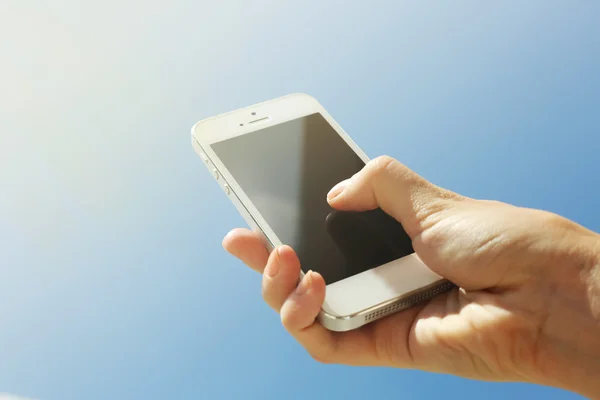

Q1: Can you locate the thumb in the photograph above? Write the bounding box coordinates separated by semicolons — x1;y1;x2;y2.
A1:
327;156;461;238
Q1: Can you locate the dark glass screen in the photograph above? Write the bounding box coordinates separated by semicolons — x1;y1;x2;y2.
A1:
212;113;413;284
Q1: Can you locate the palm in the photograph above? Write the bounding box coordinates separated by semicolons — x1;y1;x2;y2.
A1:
368;287;535;381
366;201;550;381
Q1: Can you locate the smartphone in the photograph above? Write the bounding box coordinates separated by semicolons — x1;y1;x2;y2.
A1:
191;93;454;331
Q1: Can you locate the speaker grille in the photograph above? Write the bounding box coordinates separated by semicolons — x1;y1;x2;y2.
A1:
363;281;455;323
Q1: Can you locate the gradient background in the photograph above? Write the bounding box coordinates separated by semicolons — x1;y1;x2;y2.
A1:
1;1;599;399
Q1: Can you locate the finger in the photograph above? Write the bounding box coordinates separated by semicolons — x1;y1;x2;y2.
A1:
262;246;302;312
222;228;269;273
280;271;383;366
327;156;461;238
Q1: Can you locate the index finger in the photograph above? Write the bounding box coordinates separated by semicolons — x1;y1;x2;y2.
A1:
222;228;270;273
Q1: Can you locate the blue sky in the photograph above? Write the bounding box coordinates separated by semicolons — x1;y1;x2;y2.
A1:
1;1;599;399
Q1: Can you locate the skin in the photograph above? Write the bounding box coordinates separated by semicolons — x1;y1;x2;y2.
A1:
223;156;600;398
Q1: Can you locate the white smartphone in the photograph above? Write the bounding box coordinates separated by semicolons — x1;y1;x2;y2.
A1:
191;93;454;332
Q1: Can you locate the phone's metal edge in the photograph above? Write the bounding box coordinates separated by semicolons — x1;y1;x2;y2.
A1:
190;97;455;331
318;280;455;332
191;135;275;253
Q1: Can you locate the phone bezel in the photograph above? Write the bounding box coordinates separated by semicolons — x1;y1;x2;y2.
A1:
191;93;446;325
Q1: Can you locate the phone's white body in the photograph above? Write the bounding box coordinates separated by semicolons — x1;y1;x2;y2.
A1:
191;93;453;331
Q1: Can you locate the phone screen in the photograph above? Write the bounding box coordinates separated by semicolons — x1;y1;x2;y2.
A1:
212;113;414;284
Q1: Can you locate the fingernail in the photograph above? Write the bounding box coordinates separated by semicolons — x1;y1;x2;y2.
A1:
296;271;313;296
327;179;349;201
265;247;282;278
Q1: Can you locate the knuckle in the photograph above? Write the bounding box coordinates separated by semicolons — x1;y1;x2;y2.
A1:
367;156;411;187
260;276;272;303
540;210;571;229
369;155;400;176
279;307;291;327
525;209;574;235
261;284;268;303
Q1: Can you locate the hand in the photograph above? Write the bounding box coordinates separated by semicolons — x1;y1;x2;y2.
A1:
223;156;600;398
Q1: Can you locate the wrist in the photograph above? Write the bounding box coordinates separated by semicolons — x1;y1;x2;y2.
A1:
541;228;600;398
